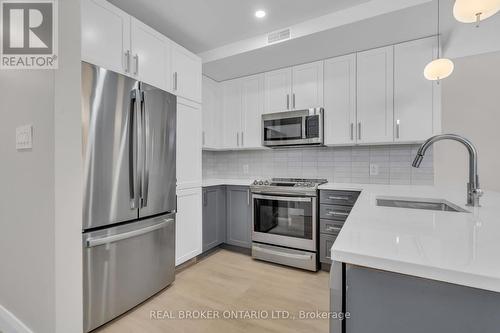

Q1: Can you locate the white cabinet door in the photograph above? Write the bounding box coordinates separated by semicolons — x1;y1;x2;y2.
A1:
172;44;202;103
130;18;169;91
264;68;292;113
356;46;394;144
222;79;242;149
394;37;440;142
324;54;357;145
202;76;222;149
291;61;324;110
241;74;264;148
176;99;202;189
82;0;130;75
175;187;202;266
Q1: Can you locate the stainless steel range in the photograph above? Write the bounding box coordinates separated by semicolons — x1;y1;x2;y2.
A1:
250;178;327;271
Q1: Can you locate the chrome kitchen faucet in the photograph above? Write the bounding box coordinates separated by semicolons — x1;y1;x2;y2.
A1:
412;134;483;207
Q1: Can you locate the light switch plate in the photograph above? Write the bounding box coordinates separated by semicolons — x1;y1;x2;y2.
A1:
16;125;33;150
369;163;379;176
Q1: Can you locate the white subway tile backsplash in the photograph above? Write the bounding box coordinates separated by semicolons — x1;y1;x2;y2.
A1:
202;144;434;185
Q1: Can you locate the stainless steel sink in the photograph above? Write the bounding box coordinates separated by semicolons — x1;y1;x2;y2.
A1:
376;197;470;213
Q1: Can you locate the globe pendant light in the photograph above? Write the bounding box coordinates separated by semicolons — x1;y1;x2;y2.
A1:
424;0;454;82
454;0;500;27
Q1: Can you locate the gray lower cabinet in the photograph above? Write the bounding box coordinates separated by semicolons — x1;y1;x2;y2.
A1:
202;186;226;252
226;186;252;249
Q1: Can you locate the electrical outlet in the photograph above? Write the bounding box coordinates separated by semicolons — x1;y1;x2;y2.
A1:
16;125;33;150
369;163;379;176
243;164;249;174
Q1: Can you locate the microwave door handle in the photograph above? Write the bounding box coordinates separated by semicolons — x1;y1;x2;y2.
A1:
129;89;139;210
141;90;150;207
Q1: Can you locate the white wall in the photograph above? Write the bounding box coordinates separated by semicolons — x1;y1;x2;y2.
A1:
0;1;82;333
435;51;500;192
0;69;56;333
54;0;83;332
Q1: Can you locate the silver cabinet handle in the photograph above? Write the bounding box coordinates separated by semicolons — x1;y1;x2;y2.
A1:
396;119;400;139
328;196;350;201
86;219;173;247
241;132;244;147
236;132;239;146
133;54;139;75
292;93;296;109
173;72;178;90
325;226;342;233
203;191;207;206
286;94;290;110
327;211;349;217
247;189;250;206
358;122;361;140
350;123;354;141
202;131;206;145
124;50;130;73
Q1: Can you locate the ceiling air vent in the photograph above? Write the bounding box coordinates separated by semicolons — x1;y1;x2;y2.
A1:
267;28;291;44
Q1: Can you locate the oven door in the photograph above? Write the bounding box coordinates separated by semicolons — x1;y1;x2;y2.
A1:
252;194;317;251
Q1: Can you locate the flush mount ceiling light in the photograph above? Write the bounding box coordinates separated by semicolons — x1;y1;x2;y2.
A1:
424;0;454;82
453;0;500;27
255;10;266;18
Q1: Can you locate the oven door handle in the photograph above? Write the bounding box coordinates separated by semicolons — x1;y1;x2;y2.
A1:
252;194;312;202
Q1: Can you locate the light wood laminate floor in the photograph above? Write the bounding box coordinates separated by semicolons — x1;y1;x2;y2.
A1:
95;249;330;333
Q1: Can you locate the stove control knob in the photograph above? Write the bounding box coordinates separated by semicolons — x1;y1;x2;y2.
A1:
258;180;264;185
253;180;259;185
264;180;270;186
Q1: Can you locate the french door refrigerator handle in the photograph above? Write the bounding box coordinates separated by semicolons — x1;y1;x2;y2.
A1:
141;89;150;207
86;218;173;247
136;88;144;208
129;89;140;209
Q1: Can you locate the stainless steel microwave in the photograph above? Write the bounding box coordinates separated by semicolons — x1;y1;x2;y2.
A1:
262;108;324;148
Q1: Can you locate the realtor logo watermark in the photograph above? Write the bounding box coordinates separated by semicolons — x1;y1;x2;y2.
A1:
0;0;58;69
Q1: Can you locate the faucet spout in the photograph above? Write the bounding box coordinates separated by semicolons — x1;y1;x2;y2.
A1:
412;134;482;207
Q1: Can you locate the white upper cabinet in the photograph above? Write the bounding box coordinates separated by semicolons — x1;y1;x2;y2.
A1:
264;68;292;114
130;18;169;91
202;76;223;149
291;61;324;110
82;0;201;100
177;98;202;190
82;0;130;75
356;45;394;144
241;74;264;148
324;54;357;145
172;44;202;103
222;79;243;149
394;37;440;142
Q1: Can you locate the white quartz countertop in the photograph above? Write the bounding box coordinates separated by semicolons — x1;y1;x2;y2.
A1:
202;178;255;187
319;183;500;292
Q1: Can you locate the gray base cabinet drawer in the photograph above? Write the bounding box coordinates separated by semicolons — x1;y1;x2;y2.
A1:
320;219;343;235
320;204;351;221
320;190;360;206
319;233;336;264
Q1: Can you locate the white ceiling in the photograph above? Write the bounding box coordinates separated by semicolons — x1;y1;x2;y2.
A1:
107;0;370;53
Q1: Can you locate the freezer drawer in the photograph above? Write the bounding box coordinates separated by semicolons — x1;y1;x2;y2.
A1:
83;214;175;332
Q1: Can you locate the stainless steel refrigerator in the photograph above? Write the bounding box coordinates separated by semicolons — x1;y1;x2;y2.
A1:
81;62;176;332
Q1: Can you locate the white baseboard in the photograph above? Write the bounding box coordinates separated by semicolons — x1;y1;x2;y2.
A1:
0;304;33;333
